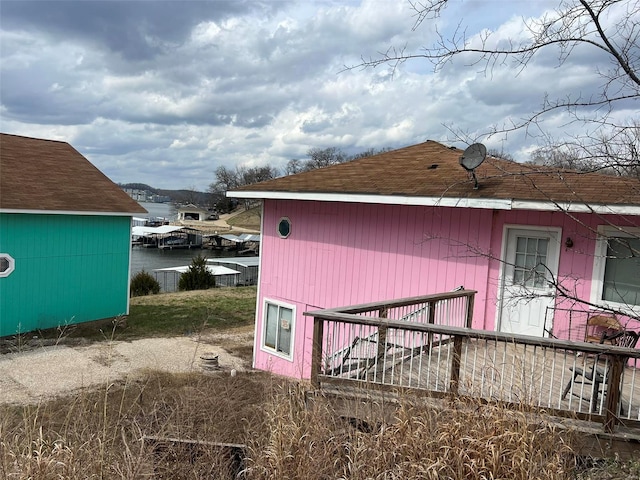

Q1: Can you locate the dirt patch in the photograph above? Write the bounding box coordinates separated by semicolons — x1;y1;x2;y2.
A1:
0;325;254;405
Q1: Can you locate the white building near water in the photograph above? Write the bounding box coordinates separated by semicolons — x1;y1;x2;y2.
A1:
177;204;219;222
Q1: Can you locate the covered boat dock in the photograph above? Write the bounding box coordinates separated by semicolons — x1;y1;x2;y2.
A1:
153;264;241;291
132;225;203;249
206;256;259;286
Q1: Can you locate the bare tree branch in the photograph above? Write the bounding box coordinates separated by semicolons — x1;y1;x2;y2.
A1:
347;0;640;161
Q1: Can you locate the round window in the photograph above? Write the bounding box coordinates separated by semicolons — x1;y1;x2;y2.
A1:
277;217;291;238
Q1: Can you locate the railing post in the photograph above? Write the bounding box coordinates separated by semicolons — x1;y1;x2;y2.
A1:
311;317;324;389
449;335;463;394
427;301;436;324
375;308;388;380
465;293;475;328
427;301;435;349
603;355;624;433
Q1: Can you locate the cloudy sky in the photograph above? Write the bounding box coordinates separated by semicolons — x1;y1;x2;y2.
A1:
0;0;630;191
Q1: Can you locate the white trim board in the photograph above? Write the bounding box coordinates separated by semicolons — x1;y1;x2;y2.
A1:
227;191;640;215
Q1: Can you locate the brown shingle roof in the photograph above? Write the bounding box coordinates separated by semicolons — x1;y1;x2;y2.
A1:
233;141;639;208
0;133;147;214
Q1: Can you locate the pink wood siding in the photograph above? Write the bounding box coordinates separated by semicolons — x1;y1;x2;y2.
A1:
255;199;637;379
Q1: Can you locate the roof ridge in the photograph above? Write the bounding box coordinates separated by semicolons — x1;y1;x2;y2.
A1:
1;132;69;145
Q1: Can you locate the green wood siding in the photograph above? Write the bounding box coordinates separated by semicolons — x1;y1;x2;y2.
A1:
0;213;131;336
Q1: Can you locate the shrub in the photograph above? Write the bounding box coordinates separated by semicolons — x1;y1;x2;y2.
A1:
179;254;216;291
130;270;161;297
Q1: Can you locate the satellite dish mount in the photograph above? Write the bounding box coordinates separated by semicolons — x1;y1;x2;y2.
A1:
459;143;487;189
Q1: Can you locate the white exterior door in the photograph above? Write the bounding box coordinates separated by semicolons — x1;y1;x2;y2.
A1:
499;228;561;337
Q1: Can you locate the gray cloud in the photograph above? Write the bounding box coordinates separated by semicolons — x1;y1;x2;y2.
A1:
0;0;627;190
1;0;287;60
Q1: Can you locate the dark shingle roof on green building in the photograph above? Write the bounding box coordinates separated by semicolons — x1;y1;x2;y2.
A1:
0;133;147;214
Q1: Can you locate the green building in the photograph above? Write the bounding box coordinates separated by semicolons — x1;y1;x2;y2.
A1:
0;133;147;337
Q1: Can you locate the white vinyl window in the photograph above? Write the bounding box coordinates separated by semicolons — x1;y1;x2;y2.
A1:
591;226;640;314
263;299;295;360
0;254;15;278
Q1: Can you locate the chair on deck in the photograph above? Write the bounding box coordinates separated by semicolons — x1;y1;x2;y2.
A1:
562;330;639;413
584;314;622;344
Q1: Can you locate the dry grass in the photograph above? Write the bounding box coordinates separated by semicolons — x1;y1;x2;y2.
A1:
4;369;639;479
128;286;256;308
0;371;275;479
225;207;261;231
1;371;581;480
245;387;576;480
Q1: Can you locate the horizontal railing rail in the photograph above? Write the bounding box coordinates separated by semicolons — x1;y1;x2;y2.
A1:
307;293;640;434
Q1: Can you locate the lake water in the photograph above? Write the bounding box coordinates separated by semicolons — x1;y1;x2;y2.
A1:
131;202;239;289
137;201;178;223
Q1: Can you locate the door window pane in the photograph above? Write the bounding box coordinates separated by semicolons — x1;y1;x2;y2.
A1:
512;236;550;288
537;239;549;255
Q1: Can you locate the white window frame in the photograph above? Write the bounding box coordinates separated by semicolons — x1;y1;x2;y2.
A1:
590;225;640;316
261;298;295;361
0;254;15;278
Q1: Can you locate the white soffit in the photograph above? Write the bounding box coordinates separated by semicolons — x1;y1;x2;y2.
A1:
227;191;640;215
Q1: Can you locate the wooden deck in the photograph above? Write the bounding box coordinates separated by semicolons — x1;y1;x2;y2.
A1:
324;336;640;421
307;291;640;437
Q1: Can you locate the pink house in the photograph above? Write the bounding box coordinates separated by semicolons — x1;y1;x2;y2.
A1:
228;141;640;380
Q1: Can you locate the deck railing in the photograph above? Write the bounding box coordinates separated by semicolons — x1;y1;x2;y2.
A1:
307;291;640;434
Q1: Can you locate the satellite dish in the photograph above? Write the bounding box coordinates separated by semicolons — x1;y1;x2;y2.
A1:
459;143;487;189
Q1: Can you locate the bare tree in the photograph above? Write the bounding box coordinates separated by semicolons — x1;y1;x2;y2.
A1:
306;147;348;169
354;0;639;171
210;166;239;193
285;158;303;175
351;147;392;160
238;165;279;186
209;165;278;213
284;147;391;175
209;165;278;194
487;148;515;162
528;145;592;171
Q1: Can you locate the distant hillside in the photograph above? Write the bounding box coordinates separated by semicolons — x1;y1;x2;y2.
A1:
158;189;212;205
119;183;211;205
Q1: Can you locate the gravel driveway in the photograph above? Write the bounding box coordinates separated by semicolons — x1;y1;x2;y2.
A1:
0;332;251;405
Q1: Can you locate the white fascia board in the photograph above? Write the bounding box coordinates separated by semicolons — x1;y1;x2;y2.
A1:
227;190;513;210
512;201;640;215
229;190;640;215
0;208;140;216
